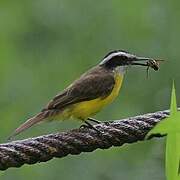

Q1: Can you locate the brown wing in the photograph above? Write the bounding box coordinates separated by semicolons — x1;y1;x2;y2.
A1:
43;66;115;111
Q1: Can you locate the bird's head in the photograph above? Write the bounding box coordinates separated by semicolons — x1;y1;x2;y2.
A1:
99;50;160;74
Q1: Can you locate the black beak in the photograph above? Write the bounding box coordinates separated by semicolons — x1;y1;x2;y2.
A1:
130;57;151;67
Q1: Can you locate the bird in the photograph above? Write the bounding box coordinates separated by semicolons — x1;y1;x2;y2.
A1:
8;50;160;139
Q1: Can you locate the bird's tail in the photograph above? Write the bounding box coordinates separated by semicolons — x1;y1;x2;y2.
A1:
8;112;46;141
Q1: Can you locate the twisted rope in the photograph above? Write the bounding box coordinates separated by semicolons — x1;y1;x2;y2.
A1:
0;109;170;170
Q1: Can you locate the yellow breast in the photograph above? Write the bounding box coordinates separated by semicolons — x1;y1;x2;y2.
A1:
70;73;123;120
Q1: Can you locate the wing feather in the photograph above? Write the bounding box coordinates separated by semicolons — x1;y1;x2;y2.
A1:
43;66;115;111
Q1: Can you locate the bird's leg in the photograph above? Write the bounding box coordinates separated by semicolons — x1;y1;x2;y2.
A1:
80;120;101;134
84;121;101;133
87;117;101;124
88;117;112;126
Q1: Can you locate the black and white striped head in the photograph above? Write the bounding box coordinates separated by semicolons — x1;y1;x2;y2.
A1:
99;50;151;69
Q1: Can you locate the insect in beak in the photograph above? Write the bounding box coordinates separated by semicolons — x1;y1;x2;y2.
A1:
145;59;164;78
130;57;164;78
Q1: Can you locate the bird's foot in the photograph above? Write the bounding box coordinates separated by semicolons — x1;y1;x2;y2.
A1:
80;120;102;134
103;120;114;125
80;124;89;129
104;122;110;126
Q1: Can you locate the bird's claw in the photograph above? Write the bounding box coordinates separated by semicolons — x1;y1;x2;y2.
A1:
79;124;89;129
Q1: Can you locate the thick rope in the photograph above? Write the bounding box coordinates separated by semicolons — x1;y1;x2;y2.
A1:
0;110;170;170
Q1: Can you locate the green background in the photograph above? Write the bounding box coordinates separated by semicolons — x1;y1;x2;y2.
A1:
0;0;179;179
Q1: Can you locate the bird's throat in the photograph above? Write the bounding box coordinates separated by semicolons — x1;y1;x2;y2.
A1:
115;66;127;75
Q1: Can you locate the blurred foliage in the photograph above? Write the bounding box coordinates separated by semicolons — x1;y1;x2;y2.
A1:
0;0;179;179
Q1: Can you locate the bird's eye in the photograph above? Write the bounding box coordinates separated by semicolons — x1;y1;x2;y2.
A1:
120;55;128;61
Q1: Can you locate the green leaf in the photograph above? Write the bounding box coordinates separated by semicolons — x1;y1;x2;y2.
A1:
170;81;178;115
147;82;180;136
147;82;180;180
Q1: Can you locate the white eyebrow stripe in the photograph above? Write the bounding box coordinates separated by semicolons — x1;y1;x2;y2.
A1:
100;51;132;65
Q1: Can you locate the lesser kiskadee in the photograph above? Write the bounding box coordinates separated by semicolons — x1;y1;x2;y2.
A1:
9;50;160;139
